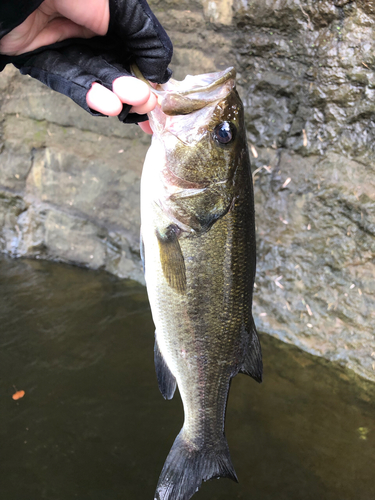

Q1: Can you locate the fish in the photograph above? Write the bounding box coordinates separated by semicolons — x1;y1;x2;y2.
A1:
140;66;262;500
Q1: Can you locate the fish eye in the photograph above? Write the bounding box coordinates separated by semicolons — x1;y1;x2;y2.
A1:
213;122;235;145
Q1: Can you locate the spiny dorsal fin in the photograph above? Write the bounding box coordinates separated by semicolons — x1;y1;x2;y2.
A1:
156;224;186;294
239;317;263;383
154;335;176;400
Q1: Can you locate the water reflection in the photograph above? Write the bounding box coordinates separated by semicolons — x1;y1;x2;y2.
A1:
0;257;374;500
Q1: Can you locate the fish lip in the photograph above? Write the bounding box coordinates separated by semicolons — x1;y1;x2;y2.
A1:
131;64;235;97
158;67;236;97
154;67;236;116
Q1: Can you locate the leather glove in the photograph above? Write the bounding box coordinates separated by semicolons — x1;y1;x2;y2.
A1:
0;0;173;123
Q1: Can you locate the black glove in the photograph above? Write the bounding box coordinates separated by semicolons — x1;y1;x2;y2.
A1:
0;0;173;123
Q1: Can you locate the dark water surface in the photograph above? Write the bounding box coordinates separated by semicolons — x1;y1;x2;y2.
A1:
0;257;374;500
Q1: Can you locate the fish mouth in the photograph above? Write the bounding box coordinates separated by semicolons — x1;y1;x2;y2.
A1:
159;67;236;116
132;65;236;116
158;67;236;97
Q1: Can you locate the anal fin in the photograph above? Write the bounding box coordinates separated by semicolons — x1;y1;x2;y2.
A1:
239;317;263;383
154;335;176;400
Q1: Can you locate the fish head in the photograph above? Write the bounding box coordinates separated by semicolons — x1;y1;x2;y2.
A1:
147;67;250;233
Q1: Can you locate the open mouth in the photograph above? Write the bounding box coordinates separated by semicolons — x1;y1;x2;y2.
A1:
132;65;236;116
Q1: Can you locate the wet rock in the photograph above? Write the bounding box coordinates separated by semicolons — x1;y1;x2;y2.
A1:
252;150;375;381
0;0;374;382
0;73;146;283
357;0;375;17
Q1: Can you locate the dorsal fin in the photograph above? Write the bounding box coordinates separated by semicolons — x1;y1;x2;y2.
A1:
239;317;263;383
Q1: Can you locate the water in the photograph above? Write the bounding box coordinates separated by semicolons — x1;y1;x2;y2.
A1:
0;256;374;500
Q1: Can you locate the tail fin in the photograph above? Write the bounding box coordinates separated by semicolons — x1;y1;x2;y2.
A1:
155;431;237;500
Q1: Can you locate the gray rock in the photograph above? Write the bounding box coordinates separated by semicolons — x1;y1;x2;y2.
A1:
0;0;374;382
252;149;375;381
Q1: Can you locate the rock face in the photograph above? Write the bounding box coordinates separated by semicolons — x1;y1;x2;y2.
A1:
0;67;149;282
0;0;374;381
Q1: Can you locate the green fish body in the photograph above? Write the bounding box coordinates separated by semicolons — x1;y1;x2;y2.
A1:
140;67;262;500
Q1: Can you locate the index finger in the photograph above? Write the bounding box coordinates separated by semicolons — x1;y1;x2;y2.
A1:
112;76;150;106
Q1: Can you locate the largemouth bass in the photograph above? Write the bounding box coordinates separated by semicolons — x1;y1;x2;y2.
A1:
140;67;262;500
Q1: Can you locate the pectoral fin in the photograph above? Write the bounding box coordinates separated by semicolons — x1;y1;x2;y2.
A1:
154;335;176;400
239;317;263;383
156;224;186;294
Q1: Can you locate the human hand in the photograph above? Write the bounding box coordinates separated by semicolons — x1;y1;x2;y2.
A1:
0;0;110;56
0;0;172;131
